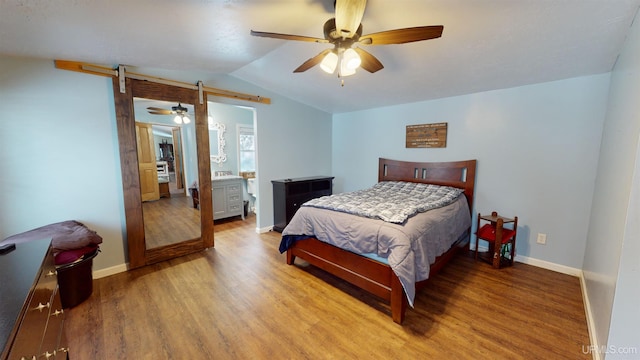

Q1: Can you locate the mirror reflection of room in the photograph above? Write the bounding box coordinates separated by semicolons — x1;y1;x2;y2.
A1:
133;97;201;249
208;101;256;227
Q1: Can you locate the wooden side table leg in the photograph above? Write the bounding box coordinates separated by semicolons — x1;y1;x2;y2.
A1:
492;218;504;269
510;216;518;266
492;244;501;268
475;212;481;260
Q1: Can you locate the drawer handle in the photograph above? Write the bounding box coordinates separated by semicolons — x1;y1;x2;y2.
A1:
58;347;69;353
19;356;36;360
52;309;64;317
43;350;55;359
45;270;57;277
34;302;50;312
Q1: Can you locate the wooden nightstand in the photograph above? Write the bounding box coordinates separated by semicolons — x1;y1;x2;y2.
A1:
475;211;518;268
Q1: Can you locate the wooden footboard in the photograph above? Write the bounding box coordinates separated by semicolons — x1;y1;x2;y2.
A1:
287;232;470;324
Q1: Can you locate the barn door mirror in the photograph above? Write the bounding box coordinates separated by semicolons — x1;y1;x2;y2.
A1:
113;78;213;268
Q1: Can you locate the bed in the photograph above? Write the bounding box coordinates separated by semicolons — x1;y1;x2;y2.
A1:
279;158;476;324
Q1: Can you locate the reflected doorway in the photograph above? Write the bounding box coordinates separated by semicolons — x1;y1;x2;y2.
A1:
154;124;185;197
207;100;257;230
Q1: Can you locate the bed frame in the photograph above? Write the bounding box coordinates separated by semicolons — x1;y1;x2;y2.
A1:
285;158;477;324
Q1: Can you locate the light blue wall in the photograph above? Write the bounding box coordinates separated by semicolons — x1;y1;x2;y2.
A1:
0;56;126;270
333;75;610;269
583;9;640;355
207;102;253;175
0;57;333;270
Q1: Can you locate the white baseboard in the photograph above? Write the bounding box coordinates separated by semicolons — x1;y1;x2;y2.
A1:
514;254;582;277
256;225;274;234
578;272;600;360
472;244;582;276
93;263;128;279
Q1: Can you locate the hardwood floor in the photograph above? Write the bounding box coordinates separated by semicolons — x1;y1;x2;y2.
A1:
65;215;591;359
142;194;201;249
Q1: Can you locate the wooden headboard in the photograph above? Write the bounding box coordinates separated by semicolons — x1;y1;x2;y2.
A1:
378;158;477;213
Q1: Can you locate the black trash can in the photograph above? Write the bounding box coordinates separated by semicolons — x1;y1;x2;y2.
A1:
2;220;102;309
56;248;99;308
244;200;249;217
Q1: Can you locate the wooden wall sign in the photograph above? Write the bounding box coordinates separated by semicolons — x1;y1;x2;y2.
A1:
406;122;448;148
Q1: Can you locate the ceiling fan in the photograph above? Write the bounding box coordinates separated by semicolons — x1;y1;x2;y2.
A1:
250;0;443;78
147;103;191;124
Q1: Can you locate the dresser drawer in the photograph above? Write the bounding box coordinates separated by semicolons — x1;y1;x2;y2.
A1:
228;202;243;213
2;240;68;360
8;258;56;360
40;287;67;359
7;287;52;359
227;192;242;205
271;176;334;232
226;184;241;195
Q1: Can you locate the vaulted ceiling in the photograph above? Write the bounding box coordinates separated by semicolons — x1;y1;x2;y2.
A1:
1;0;638;113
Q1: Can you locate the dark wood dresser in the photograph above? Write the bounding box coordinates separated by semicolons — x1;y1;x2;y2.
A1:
272;176;334;232
1;238;69;360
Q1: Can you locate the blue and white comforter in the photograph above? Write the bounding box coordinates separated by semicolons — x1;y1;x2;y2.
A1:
303;181;463;224
281;182;471;307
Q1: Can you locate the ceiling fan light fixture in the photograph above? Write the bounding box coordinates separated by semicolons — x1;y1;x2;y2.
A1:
182;115;191;124
320;51;338;74
174;115;183;124
339;59;356;77
343;48;361;70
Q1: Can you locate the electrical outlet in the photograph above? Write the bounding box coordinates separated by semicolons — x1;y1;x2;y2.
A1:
537;233;547;245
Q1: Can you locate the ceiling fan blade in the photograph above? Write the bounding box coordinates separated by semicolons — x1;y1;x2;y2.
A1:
353;47;383;73
250;30;328;43
335;0;367;39
294;49;332;73
146;107;166;112
147;107;173;115
359;25;443;45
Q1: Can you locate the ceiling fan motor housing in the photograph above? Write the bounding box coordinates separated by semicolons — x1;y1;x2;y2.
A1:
171;103;188;113
324;18;362;45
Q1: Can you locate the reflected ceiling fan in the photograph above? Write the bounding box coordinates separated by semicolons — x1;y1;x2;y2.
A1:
147;103;191;124
250;0;443;80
